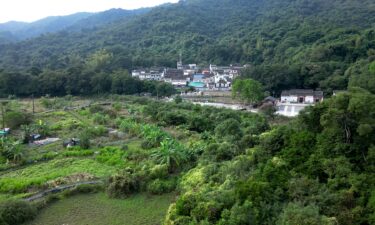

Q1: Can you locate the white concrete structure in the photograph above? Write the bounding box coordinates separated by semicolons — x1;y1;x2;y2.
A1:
281;89;323;104
276;103;311;117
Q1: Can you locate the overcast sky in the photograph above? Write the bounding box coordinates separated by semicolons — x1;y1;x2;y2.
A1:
0;0;179;23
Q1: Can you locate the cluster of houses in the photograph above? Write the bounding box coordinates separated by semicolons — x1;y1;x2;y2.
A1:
131;60;246;91
131;58;327;117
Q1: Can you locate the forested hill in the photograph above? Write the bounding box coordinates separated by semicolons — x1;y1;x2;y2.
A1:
0;0;375;94
0;8;149;42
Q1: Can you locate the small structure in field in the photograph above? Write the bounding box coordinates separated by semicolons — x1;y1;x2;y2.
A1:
63;138;80;148
34;138;60;146
0;128;10;136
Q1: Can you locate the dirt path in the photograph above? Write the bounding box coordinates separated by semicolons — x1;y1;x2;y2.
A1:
24;180;103;202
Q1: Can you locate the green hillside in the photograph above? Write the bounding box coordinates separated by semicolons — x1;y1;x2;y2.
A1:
0;0;374;94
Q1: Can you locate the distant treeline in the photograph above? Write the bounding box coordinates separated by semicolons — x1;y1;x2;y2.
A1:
0;67;175;98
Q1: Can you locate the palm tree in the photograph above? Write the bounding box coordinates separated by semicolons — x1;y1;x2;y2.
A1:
0;138;24;164
11;142;23;164
151;138;187;173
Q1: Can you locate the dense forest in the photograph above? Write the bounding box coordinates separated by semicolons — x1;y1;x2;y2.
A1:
0;8;150;42
0;50;176;97
0;0;374;94
144;88;375;225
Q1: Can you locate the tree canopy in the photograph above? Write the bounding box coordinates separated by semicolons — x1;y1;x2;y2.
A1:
232;79;265;104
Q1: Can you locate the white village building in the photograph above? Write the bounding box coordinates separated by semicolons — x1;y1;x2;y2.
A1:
277;89;324;117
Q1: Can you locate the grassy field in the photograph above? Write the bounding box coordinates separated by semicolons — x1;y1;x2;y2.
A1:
0;158;121;194
26;193;175;225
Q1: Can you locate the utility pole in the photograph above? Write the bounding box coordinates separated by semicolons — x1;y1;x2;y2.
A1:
32;94;35;114
1;101;6;130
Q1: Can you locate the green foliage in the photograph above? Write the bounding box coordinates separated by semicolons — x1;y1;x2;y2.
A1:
215;118;243;141
119;119;141;137
140;124;169;149
4;111;31;129
0;158;118;194
151;138;188;173
149;164;169;179
39;97;71;109
78;130;91;149
277;203;334;225
174;95;183;104
107;170;142;198
0;138;24;164
112;102;122;111
147;179;176;195
205;142;241;162
369;61;375;74
232;79;265;104
96;147;126;166
0;200;37;225
218;200;258;225
93;113;110;125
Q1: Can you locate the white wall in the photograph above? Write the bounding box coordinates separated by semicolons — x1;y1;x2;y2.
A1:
281;96;298;103
305;96;314;103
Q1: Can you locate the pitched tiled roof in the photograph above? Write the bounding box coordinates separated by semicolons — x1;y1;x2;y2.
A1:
281;89;323;97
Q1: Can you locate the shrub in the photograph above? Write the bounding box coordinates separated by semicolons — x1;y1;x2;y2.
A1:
62;149;94;157
215;118;243;141
86;126;107;137
79;130;91;149
174;95;183;104
113;102;122;111
239;135;260;149
175;192;199;216
96;147;126;166
39;97;53;109
40;151;58;160
147;179;176;195
140;124;169;149
158;111;187;126
119;119;141;137
217;200;258;225
107;170;141;198
89;105;104;114
191;201;223;223
132;97;150;105
104;108;117;119
4;111;32;129
149;164;169;179
277;203;331;225
259;103;277;119
93;113;109;125
205;142;240;161
188;115;213;133
0;200;37;225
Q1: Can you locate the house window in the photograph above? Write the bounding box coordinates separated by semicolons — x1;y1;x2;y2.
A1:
299;97;304;103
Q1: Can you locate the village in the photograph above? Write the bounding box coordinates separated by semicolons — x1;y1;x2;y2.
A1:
132;59;324;117
131;57;242;91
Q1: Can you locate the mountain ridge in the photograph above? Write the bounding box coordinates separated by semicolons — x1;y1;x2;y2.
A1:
0;8;150;42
